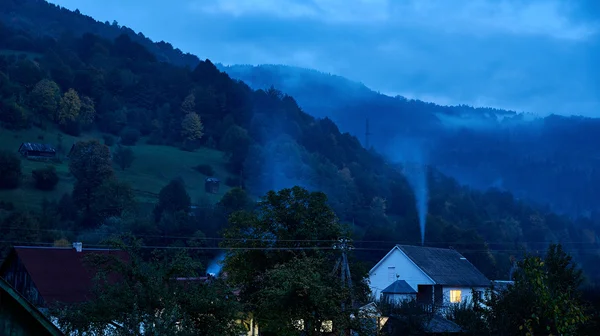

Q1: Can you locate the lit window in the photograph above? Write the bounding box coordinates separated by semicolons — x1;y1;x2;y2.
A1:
450;290;462;303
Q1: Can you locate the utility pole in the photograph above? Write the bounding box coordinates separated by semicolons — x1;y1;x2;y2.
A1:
365;118;372;149
332;237;354;310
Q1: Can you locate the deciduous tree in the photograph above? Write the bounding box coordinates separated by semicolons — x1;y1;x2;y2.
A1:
113;144;135;171
28;79;61;119
221;186;371;335
69;140;114;222
78;95;96;127
153;178;191;223
54;237;244;336
57;88;81;124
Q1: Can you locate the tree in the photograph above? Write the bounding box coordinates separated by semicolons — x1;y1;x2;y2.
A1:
113;145;135;171
221;186;370;335
471;244;589;335
180;93;196;115
181;112;204;142
220;124;251;171
54;237;244;336
69;140;114;221
78;95;96;127
92;179;136;220
153;179;191;223
57;88;81;125
0;150;21;189
217;187;253;216
28;79;61;119
32;165;59;190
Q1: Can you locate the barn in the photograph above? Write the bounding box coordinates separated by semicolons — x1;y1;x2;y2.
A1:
205;177;220;194
18;143;57;160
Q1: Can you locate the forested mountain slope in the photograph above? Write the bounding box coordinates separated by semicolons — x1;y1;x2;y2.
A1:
220;64;600;217
0;0;600;283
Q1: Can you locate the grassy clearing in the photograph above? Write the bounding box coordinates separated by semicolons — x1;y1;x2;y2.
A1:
0;127;233;211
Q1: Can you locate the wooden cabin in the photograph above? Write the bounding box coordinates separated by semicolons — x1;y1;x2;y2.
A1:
18;143;56;160
205;177;220;194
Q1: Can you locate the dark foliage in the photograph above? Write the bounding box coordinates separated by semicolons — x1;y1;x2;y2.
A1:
0;150;21;189
153;178;191;223
119;127;141;146
102;134;115;146
194;163;215;176
113;145;135;171
31;165;59;190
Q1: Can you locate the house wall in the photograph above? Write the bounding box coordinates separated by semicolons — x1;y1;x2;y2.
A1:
369;248;434;299
440;286;487;306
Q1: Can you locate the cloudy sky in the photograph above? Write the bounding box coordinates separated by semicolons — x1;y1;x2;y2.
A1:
49;0;599;116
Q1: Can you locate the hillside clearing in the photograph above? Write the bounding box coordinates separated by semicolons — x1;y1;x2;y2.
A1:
0;127;233;210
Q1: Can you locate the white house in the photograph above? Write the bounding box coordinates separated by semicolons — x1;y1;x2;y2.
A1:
369;245;490;308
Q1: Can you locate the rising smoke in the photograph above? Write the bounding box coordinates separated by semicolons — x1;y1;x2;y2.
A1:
387;138;430;245
207;252;225;276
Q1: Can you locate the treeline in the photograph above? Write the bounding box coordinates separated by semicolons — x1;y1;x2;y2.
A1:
1;3;600;283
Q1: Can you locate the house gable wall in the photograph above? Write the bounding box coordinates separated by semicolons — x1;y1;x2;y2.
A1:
440;286;487;306
369;248;434;299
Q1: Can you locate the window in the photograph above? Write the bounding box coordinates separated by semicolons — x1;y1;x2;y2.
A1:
388;267;396;282
450;290;462;303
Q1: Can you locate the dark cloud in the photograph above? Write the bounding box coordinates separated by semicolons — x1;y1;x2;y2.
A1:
50;0;599;116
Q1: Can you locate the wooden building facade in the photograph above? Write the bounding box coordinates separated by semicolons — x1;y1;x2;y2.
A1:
0;277;64;336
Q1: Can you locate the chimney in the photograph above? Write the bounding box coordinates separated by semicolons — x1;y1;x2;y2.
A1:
73;242;83;252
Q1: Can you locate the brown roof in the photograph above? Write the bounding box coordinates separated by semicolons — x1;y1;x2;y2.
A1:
4;246;129;305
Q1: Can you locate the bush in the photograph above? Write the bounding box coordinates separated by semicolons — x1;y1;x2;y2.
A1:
103;135;115;146
0;150;21;189
194;164;215;176
120;127;141;146
32;165;59;190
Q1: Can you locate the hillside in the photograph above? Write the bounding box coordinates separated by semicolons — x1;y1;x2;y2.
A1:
220;64;600;217
0;128;232;211
1;0;600;283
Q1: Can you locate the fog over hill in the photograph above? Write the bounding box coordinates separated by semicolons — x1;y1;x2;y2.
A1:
220;64;600;217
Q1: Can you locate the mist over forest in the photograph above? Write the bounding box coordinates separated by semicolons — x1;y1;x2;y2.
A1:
221;64;600;218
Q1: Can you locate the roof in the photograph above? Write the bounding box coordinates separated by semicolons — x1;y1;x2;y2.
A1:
0;277;65;336
205;177;220;182
19;142;56;153
425;315;463;333
1;246;129;305
382;280;418;294
397;245;491;287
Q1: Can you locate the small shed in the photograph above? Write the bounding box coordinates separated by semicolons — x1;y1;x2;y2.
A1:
18;143;56;160
381;279;418;304
205;178;220;194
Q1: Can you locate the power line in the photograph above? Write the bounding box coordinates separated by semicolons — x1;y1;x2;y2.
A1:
0;226;598;246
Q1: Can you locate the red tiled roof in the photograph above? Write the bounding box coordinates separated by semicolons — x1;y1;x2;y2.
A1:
12;246;129;305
